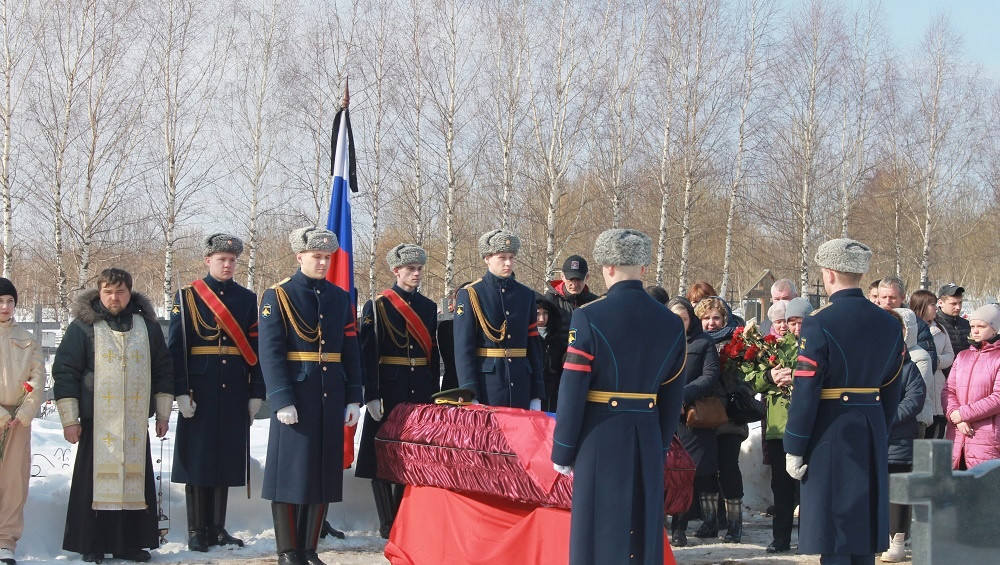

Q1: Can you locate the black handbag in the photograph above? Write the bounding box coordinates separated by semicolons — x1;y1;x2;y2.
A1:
726;385;765;424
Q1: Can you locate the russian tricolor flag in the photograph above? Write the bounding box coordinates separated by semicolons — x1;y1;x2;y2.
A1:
326;99;357;296
326;88;359;468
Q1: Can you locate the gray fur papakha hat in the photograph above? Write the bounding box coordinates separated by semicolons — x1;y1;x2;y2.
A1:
289;227;339;253
386;243;427;269
478;229;520;258
593;228;652;266
814;238;872;274
204;233;244;257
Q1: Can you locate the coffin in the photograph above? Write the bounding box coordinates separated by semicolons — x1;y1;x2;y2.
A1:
375;402;694;514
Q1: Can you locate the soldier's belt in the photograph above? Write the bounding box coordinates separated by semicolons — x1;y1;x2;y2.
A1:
286;352;342;362
587;390;657;408
379;356;428;367
190;346;243;356
819;387;880;400
476;347;527;358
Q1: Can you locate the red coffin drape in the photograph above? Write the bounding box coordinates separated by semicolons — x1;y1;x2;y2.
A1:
385;485;677;565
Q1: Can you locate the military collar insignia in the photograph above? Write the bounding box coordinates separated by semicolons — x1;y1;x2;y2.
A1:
170;304;180;316
262;304;272;318
456;304;465;317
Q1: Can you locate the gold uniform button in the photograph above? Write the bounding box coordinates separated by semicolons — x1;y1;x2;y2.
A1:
319;314;324;319
220;290;224;295
324;393;328;398
222;359;227;365
843;395;849;401
648;402;654;409
222;384;227;388
323;367;328;371
611;400;618;407
321;340;326;345
876;395;881;401
222;336;228;341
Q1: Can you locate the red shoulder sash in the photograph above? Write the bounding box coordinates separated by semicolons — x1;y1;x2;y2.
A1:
379;289;433;357
190;279;259;366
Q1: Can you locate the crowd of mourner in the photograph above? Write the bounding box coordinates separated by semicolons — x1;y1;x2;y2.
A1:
0;227;997;565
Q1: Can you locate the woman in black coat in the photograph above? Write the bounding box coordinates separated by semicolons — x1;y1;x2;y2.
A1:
665;297;722;547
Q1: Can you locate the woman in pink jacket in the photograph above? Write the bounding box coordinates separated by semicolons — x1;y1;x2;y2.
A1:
944;303;1000;469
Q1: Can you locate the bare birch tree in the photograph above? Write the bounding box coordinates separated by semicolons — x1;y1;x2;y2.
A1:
33;0;94;324
592;0;649;229
719;0;774;298
773;0;844;297
66;0;145;292
424;0;479;299
0;0;37;278
650;0;681;288
675;0;729;294
526;0;590;277
480;0;530;230
148;0;230;308
225;0;293;292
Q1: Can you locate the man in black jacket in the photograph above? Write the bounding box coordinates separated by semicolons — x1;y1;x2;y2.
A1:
935;283;971;370
544;255;599;346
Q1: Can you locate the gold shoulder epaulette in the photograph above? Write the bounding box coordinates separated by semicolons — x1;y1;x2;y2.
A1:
580;295;606;309
269;277;291;290
810;303;829;315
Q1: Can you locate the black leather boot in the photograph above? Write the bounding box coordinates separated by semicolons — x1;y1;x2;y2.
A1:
319;517;345;539
210;487;244;547
693;492;719;538
372;479;397;539
298;504;328;565
186;485;210;552
272;502;303;565
669;514;688;547
723;498;743;543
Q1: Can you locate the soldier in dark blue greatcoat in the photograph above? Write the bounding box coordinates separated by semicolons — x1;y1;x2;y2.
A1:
258;227;363;565
355;243;440;538
551;229;687;565
169;233;265;551
784;238;906;565
453;229;544;409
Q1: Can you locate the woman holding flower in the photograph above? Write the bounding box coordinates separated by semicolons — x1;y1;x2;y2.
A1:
0;278;45;565
749;297;811;553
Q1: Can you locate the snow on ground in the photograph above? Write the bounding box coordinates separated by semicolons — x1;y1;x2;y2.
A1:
20;409;385;564
20;410;849;564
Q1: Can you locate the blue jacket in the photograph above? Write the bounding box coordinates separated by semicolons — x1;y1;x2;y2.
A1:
258;270;363;504
551;280;686;565
453;271;544;408
785;287;905;556
355;284;440;479
887;356;926;466
168;276;265;486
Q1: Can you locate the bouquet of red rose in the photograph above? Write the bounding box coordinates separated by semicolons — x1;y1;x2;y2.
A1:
0;381;33;461
719;322;798;396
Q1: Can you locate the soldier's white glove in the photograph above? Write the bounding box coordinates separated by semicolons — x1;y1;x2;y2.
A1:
248;398;262;421
366;399;384;422
177;395;196;418
529;398;542;411
276;405;298;425
344;403;361;427
553;463;573;476
785;454;807;480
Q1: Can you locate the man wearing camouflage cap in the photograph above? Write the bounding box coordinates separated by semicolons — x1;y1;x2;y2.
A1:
551;229;686;565
784;238;905;565
453;229;544;409
258;227;363;565
168;233;264;552
354;243;440;539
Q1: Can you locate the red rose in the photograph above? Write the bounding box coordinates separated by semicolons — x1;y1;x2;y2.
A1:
744;345;760;361
763;334;777;344
733;326;744;337
768;355;777;363
23;382;33;393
